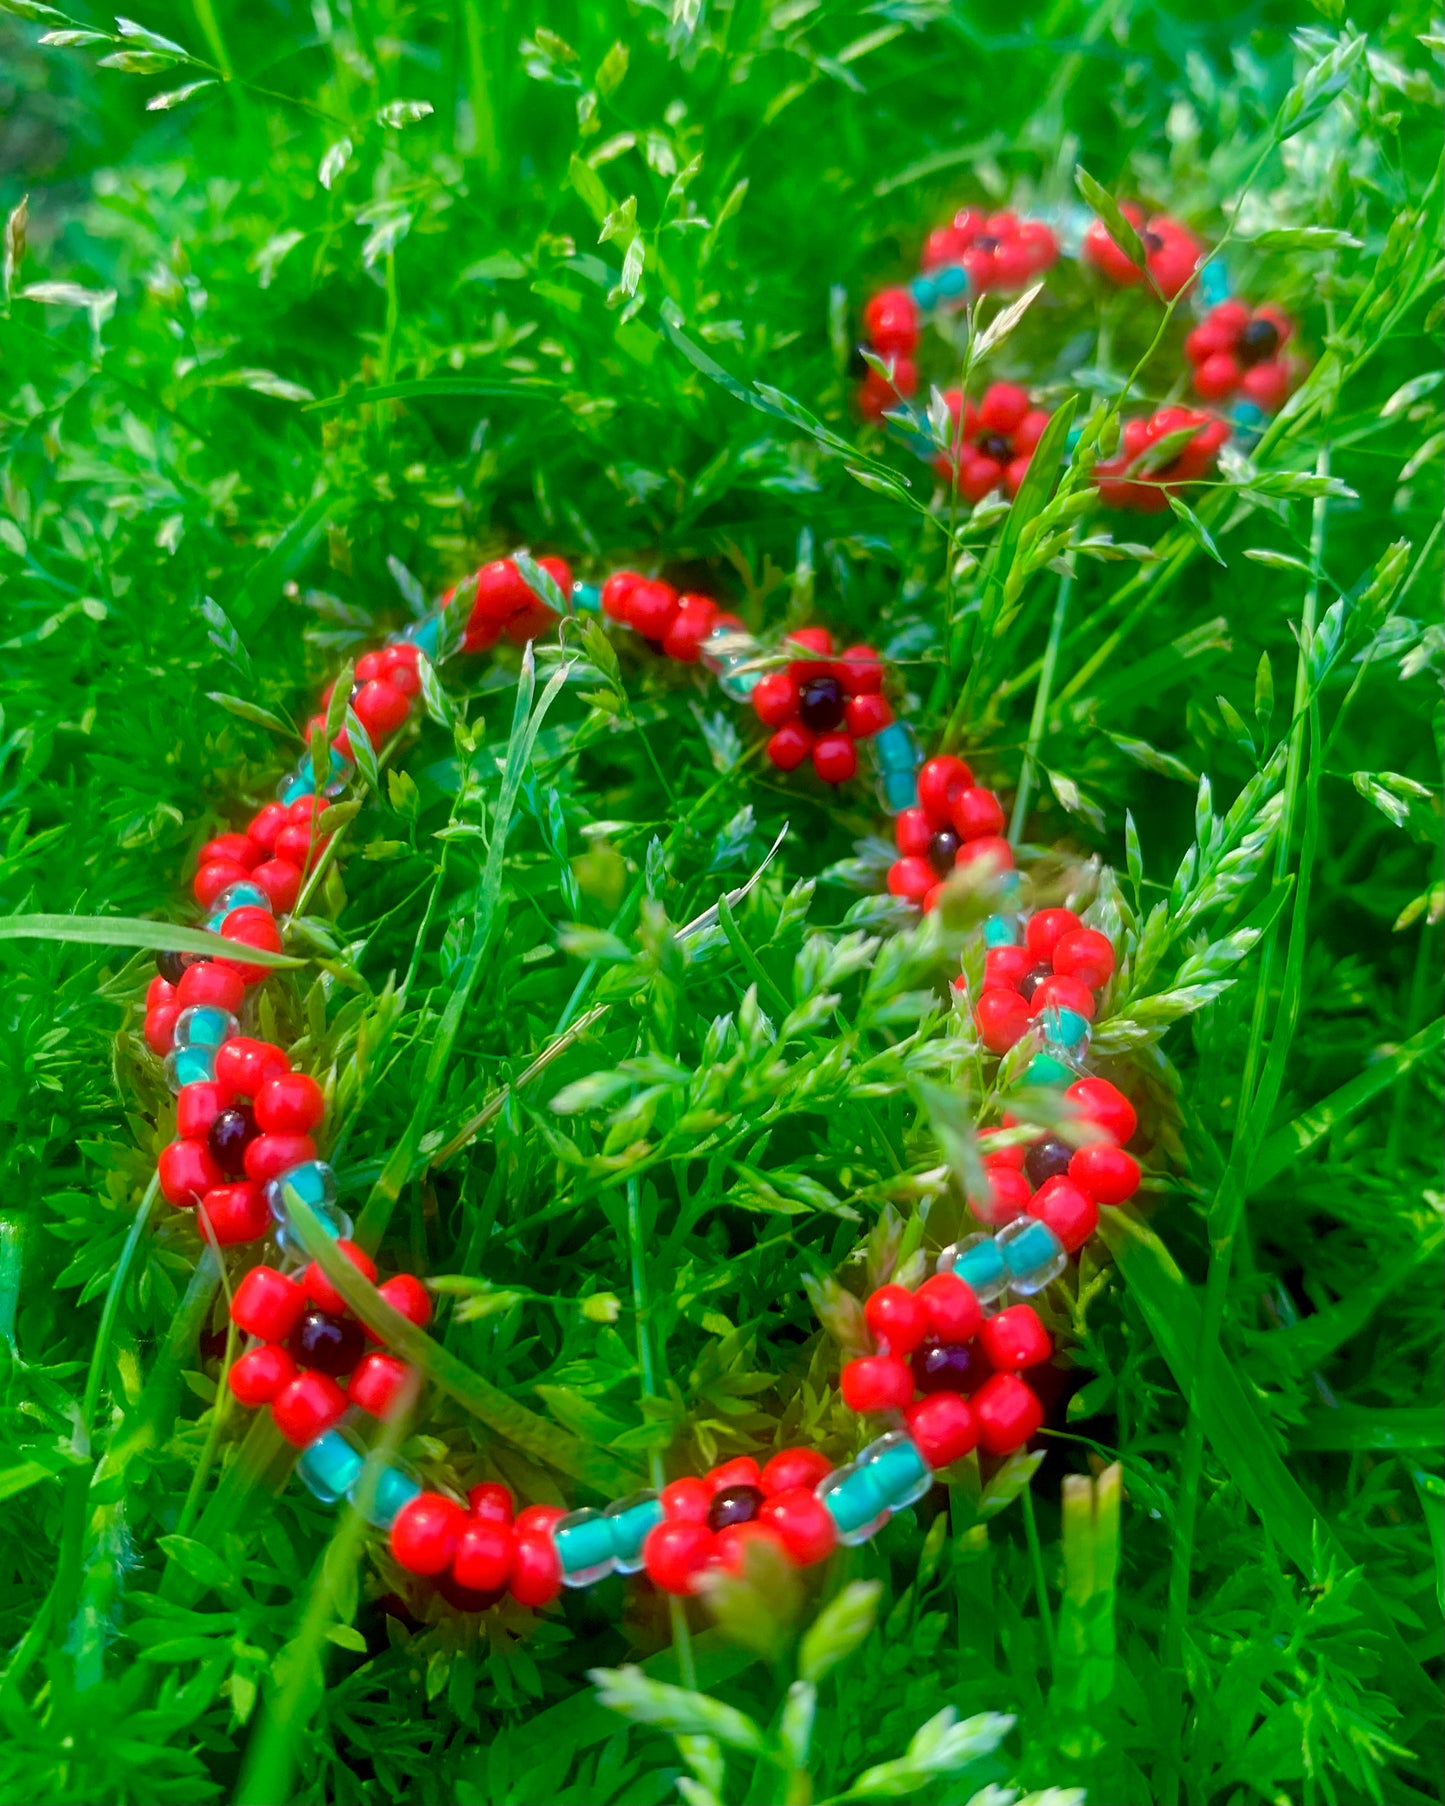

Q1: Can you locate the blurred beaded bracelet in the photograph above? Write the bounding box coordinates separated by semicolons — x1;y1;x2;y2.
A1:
854;198;1304;510
133;549;1144;1610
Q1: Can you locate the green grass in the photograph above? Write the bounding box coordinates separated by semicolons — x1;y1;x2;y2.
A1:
1;0;1441;1801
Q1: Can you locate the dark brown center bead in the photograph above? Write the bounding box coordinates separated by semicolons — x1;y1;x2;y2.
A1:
973;234;999;253
1025;1136;1074;1188
289;1309;366;1377
976;433;1013;463
798;675;845;733
208;1104;258;1177
1238;317;1280;365
706;1483;766;1532
1018;961;1053;1002
912;1338;993;1396
155;949;189;985
1143;229;1164;253
928;828;961;877
435;1571;507;1613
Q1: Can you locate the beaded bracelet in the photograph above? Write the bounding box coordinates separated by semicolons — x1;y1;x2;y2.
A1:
135;548;1146;1612
855;198;1301;508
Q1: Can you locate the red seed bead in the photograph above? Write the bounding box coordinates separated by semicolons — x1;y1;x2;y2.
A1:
985;946;1033;991
986;1133;1027;1170
228;1344;298;1407
642;1519;715;1595
661;1477;712;1523
978;383;1030;434
272;824;319;866
244;1132;317;1183
1066;1076;1137;1147
176;1082;226;1139
952;786;1006;842
469;1482;515;1524
391;1492;466;1576
915;1272;983;1343
624;579;680;640
841;1354;914;1414
510;1528;565;1607
864;1284;929;1356
863;286;919;354
231;1264;307;1340
973;1372;1044;1455
214;1037;289;1096
176;961;247;1013
272;1370;349;1447
837;645;883;695
844;692;892;739
1194;352;1241;401
758;1486;837;1565
1025;908;1082;964
752;672;799;727
981;1304;1052;1371
812;733;857;784
601;571;643;621
887;856;935;903
1028;1175;1099;1251
974;1161;1031;1226
146;974;175;1009
1051;928;1115;991
250;858;302;913
158;1137;223;1205
905;1392;979;1469
974;987;1032;1054
706;1455;762;1495
350;1351;413;1419
145;1005;182;1056
380;647;421;695
352;679;411;745
1069;1142;1141;1206
217;907;284;985
255;1071;325;1135
787;626;833;660
303;1239;378;1313
760;1447;832;1496
288;795;330;827
197;1181;271;1245
662;593;718;662
1242;361;1291;412
954;835;1015;875
857;360;915;419
452;1519;515;1593
1028;973;1096;1021
916;755;974;827
766;723;813;772
379;1273;431;1329
894;807;933;857
193;859;253;910
716;1520;786;1574
354;649;386;682
247;802;288;851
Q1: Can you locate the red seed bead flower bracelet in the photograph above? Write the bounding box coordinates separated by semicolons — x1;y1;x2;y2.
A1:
855;197;1302;509
133;546;1153;1613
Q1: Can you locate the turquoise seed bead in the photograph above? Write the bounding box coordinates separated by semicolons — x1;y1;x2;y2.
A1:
719;662;763;701
864;1434;931;1508
282;773;314;806
404;615;442;660
935;264;969;299
880;767;919;812
571;581;602;613
1025;1052;1074;1087
1042;1006;1090;1049
353;1463;422;1530
874;721;921;774
605;1495;664;1570
821;1466;886;1537
1231;400;1267;430
953;1236;1007;1298
164;1043;216;1091
1199;261;1230;306
174;1006;234;1048
210;881;271;916
909;274;938;310
296;1429;365;1504
556;1512;618;1584
1065;424;1084;454
1001;1218;1061;1279
984;913;1020;948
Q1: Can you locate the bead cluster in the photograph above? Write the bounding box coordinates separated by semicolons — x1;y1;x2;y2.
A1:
854;199;1298;508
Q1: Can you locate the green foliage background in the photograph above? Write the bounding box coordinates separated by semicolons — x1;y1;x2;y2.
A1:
0;0;1441;1801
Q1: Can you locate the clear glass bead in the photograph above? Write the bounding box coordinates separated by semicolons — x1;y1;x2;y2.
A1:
937;1233;1009;1304
172;1006;239;1051
996;1216;1067;1296
267;1161;350;1249
699;623;758;676
571;581;602;613
554;1507;618;1587
164;1043;215;1092
404;615;442;661
210;882;271;917
984;912;1021;948
295;1427;365;1504
604;1491;664;1574
278;768;313;805
349;1460;422;1530
859;1431;933;1510
1040;1006;1090;1051
816;1460;889;1546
